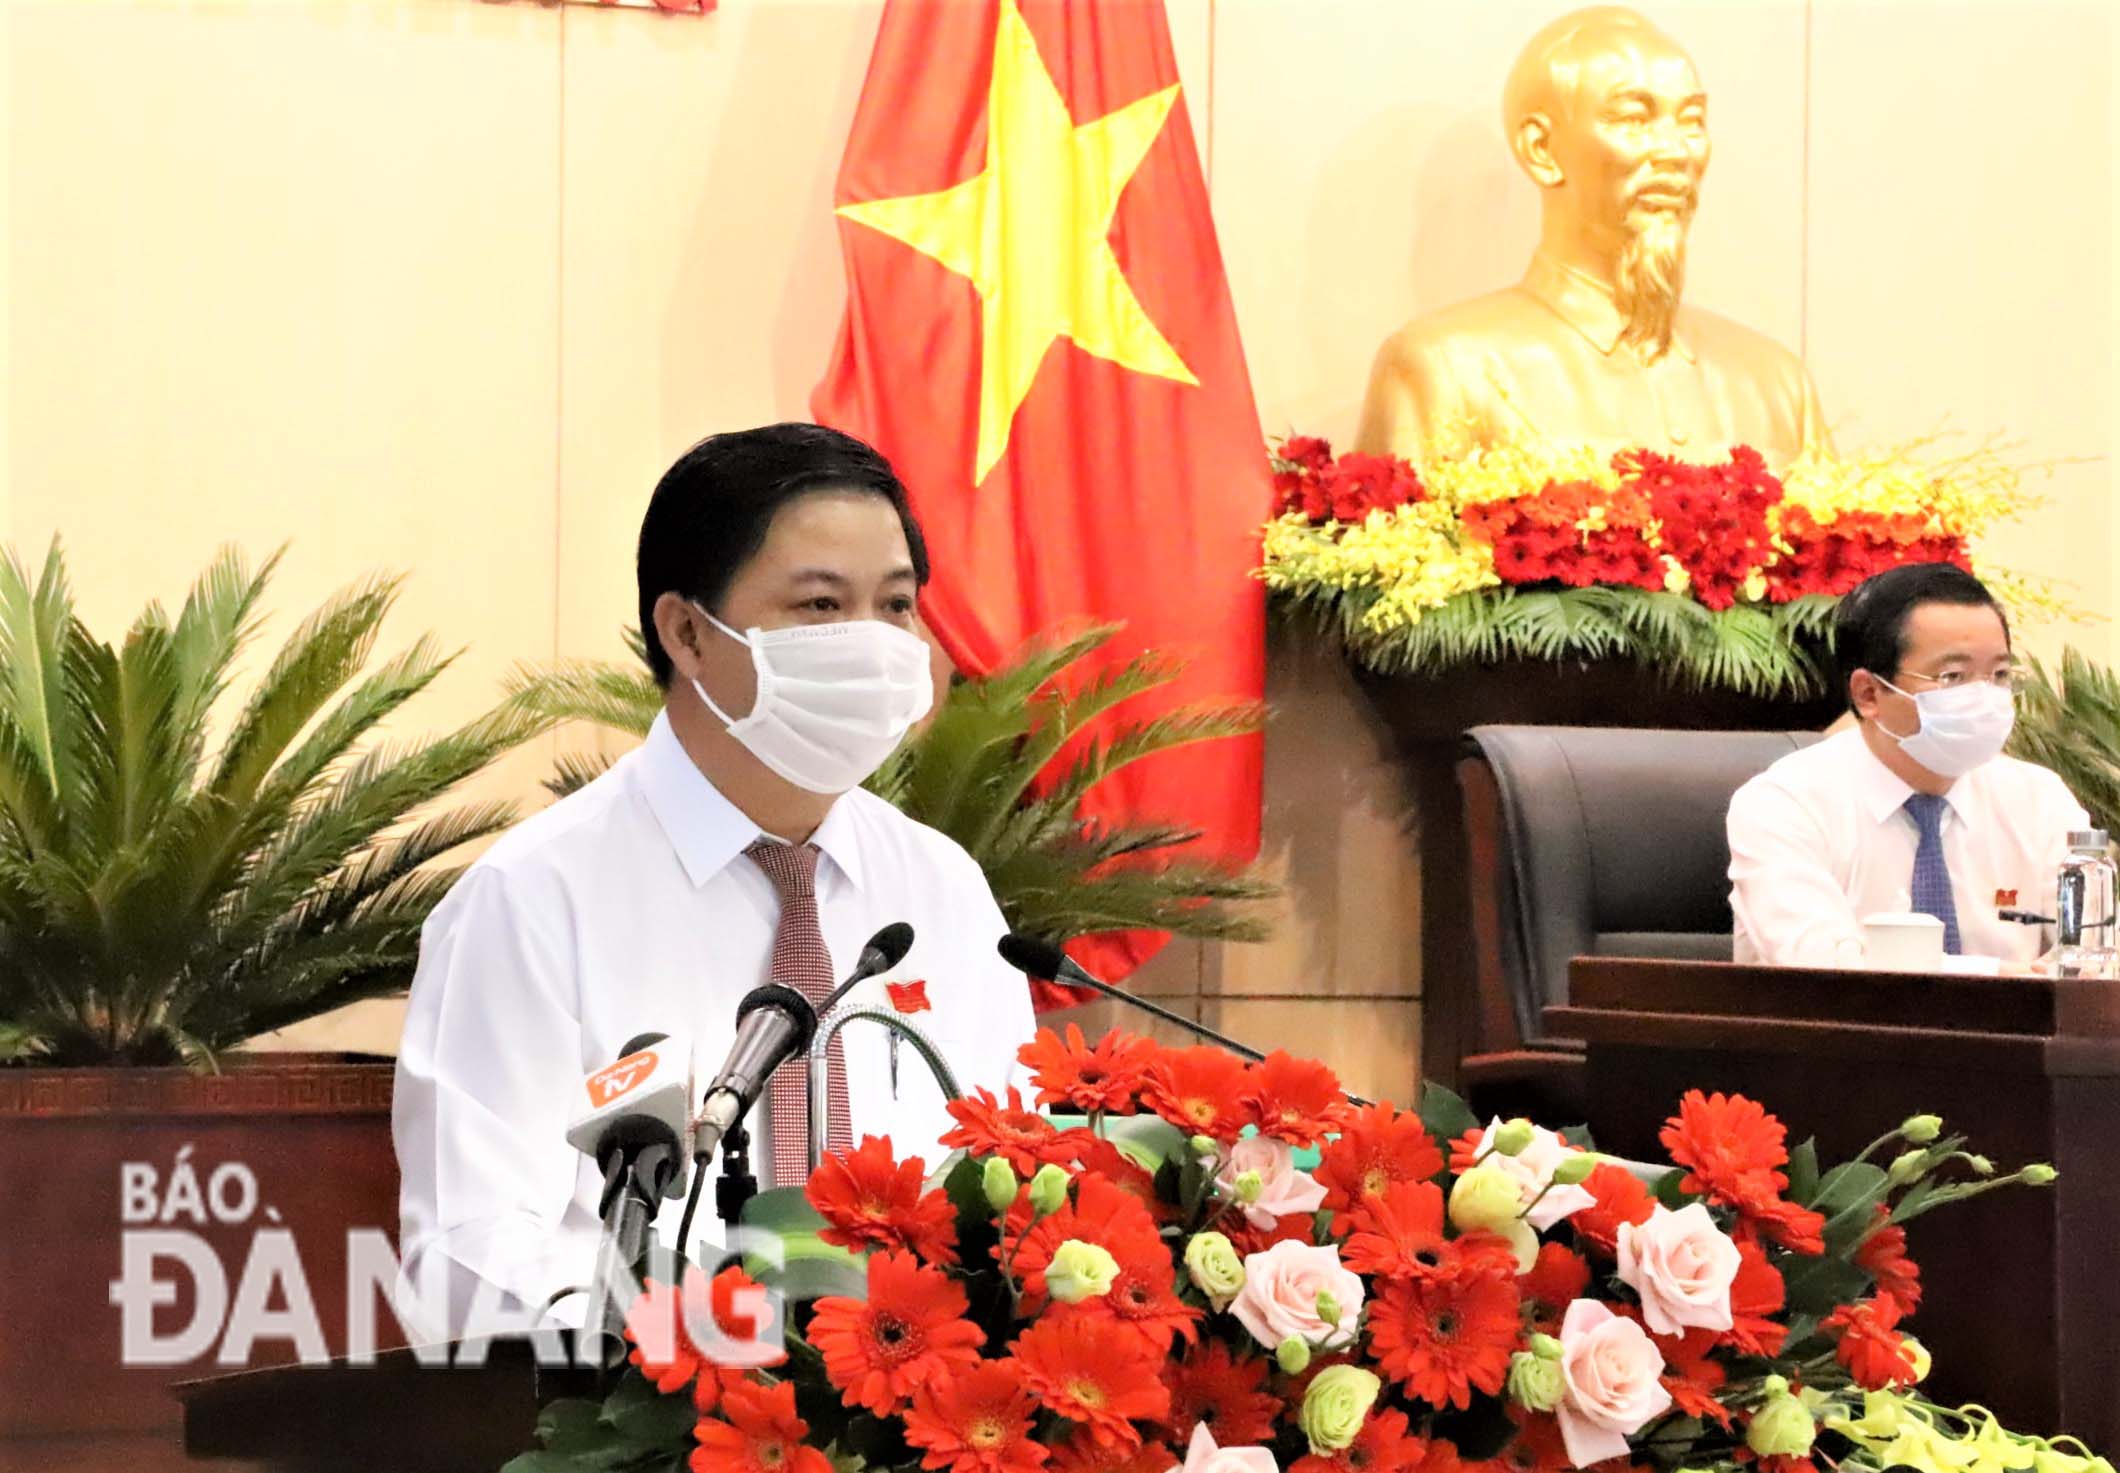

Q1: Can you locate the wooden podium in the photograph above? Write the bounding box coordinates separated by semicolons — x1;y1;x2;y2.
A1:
1551;958;2120;1449
173;1337;597;1472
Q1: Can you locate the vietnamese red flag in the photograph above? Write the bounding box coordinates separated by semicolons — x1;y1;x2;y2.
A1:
812;0;1270;1000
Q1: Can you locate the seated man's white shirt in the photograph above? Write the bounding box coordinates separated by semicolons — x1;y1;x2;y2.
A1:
1727;724;2087;968
394;711;1035;1338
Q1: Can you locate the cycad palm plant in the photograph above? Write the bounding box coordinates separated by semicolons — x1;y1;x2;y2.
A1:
2010;647;2120;837
0;543;551;1066
514;624;1276;945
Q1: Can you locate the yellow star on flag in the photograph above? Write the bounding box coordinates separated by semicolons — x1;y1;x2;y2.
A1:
835;0;1199;486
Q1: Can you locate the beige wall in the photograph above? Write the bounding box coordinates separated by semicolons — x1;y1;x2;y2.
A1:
4;0;2113;1101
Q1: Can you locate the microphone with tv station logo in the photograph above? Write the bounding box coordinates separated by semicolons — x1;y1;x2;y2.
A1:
566;1031;694;1209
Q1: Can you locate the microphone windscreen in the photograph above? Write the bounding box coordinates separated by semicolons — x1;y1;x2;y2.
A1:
736;983;819;1049
616;1030;670;1058
869;921;915;970
997;932;1069;982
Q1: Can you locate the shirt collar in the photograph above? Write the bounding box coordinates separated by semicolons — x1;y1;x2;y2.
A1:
1519;249;1697;365
1843;724;1969;827
635;711;866;893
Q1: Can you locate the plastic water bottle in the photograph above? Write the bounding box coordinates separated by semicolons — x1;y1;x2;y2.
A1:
2053;830;2118;978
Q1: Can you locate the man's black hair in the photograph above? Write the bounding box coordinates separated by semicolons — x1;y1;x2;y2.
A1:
1833;562;2008;714
635;423;930;687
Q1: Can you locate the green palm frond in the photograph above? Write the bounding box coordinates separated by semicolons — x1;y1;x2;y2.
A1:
1273;582;1836;700
516;623;1278;949
2010;649;2120;837
0;541;553;1066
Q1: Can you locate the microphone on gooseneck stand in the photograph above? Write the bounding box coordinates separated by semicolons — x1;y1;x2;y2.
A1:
997;933;1373;1108
820;922;916;1014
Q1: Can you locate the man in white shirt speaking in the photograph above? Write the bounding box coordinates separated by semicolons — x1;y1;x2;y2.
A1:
1728;562;2087;969
394;423;1036;1337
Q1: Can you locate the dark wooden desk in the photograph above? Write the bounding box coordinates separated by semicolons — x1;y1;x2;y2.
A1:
1551;958;2120;1449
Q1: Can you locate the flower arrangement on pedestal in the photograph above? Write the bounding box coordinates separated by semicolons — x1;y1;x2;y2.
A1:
1258;437;2058;697
507;1031;2097;1473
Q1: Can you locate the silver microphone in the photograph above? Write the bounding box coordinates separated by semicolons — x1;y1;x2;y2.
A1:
691;983;818;1163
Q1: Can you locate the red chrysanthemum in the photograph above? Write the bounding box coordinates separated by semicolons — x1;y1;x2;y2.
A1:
1141;1046;1252;1140
942;1087;1061;1175
1046;1437;1178;1473
1824;1298;1919;1390
809;1251;986;1414
1569;1163;1656;1258
1518;1244;1591;1334
904;1358;1049;1473
1722;1239;1788;1358
1010;1315;1171;1448
1019;1026;1155;1115
1650;1324;1732;1430
807;1135;958;1265
1242;1050;1352;1146
1366;1274;1521;1409
1660;1091;1789;1197
1855;1208;1923;1316
1338;1180;1515;1285
626;1264;783;1394
1315;1102;1445;1220
1158;1339;1281;1447
1292;1406;1426;1473
691;1378;831;1473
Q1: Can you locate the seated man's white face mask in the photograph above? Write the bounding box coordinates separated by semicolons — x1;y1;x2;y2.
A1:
1873;677;2015;780
689;603;934;794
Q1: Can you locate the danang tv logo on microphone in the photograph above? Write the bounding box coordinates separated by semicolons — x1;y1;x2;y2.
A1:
585;1050;659;1107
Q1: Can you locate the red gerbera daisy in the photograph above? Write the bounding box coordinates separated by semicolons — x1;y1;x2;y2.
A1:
1338;1180;1515;1285
1569;1163;1655;1258
1446;1128;1485;1175
1242;1050;1352;1146
1658;1091;1790;1203
1141;1046;1251;1140
1045;1437;1177;1473
1729;1180;1827;1256
810;1251;986;1414
1648;1324;1731;1430
1519;1244;1591;1335
1476;1412;1573;1473
1004;1173;1165;1309
1367;1274;1521;1409
942;1087;1061;1175
904;1359;1049;1473
1020;1026;1155;1115
1158;1339;1281;1447
1855;1208;1923;1316
807;1135;958;1266
1408;1436;1469;1473
1292;1406;1425;1473
691;1378;831;1473
1225;1209;1322;1258
1722;1239;1788;1358
1011;1315;1172;1448
626;1264;783;1393
1053;1234;1204;1354
1315;1102;1445;1220
1823;1298;1919;1389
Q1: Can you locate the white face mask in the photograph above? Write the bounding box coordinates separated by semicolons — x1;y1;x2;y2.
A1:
1875;677;2016;780
688;606;934;794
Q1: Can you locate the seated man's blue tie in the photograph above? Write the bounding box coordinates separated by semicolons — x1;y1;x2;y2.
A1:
1904;793;1962;954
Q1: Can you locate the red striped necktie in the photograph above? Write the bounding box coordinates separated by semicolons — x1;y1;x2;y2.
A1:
745;839;853;1185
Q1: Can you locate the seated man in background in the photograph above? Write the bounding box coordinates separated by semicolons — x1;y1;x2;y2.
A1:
1728;562;2087;968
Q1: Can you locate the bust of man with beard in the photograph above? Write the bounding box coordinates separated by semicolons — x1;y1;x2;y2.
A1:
1356;6;1829;470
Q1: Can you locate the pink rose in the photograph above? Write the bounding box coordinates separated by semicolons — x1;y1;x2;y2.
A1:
1555;1299;1672;1467
1177;1421;1279;1473
1476;1116;1595;1231
1215;1136;1327;1230
1229;1239;1363;1352
1616;1202;1739;1337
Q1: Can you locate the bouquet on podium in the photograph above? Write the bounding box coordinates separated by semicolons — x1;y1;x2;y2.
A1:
508;1030;2098;1473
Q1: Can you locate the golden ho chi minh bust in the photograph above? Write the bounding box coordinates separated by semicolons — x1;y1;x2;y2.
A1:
1356;6;1829;469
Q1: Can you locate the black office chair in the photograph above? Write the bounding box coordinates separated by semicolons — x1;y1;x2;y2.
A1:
1453;724;1824;1120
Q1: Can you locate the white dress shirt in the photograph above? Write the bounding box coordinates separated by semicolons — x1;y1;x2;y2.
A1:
393;711;1034;1338
1727;725;2088;968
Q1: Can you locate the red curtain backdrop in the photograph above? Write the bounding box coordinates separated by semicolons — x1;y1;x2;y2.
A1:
813;0;1271;997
